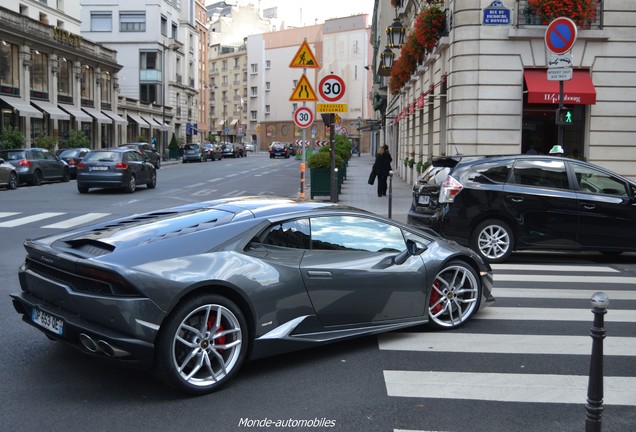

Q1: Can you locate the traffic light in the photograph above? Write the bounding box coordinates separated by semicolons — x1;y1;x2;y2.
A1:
555;108;573;126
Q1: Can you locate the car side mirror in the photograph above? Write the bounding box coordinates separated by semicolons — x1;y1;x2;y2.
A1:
393;239;427;265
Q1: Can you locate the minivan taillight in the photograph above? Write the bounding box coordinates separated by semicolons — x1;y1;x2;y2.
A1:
439;175;463;203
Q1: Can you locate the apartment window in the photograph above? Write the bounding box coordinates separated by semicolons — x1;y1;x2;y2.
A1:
251;86;257;96
234;58;240;69
30;51;49;96
222;60;228;71
120;12;146;32
265;105;270;115
57;58;72;100
265;82;270;91
171;23;177;40
101;72;112;104
250;110;257;120
265;60;271;69
161;16;167;36
234;73;240;85
81;65;94;103
0;43;19;92
140;84;159;104
91;12;112;32
251;63;257;74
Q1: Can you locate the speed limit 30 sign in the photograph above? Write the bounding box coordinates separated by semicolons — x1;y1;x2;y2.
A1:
319;74;346;102
293;106;314;128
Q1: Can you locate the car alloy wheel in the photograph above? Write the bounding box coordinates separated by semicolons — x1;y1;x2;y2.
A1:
125;175;136;193
155;294;247;395
30;169;42;186
428;261;481;329
471;219;513;263
62;168;70;182
147;170;157;189
8;172;18;190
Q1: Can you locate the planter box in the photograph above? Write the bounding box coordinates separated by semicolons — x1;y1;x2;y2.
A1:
310;168;336;199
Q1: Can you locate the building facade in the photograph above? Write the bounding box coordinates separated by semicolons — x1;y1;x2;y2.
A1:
372;0;636;182
0;2;123;148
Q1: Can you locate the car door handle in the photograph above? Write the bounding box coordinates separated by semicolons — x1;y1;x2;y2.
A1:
505;195;524;203
581;203;596;210
307;271;332;278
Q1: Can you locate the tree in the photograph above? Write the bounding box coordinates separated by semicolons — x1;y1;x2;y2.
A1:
0;127;26;149
65;130;90;148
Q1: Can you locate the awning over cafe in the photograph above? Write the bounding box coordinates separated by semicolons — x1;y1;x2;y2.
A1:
0;96;43;118
31;100;70;120
524;69;596;105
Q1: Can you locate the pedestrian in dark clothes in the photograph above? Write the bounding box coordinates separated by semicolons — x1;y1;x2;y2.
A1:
373;145;392;197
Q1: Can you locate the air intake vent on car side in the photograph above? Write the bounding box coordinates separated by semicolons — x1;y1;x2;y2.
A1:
141;219;220;244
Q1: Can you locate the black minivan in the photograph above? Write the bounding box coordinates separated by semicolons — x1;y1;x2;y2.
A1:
408;155;636;262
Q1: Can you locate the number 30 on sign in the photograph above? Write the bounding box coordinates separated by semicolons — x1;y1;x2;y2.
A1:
293;106;314;129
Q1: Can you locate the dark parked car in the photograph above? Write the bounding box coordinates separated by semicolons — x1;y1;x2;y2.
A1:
220;142;245;158
203;143;222;161
76;148;157;193
119;142;161;169
269;142;290;158
10;196;493;394
56;147;91;179
182;143;206;163
0;157;18;190
408;154;636;263
0;148;69;186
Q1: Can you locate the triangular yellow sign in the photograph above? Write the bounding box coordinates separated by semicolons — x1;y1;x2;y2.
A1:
289;74;318;102
289;40;320;69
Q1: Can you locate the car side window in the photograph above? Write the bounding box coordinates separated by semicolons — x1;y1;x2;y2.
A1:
261;218;310;249
512;160;569;189
470;160;512;184
31;150;44;160
310;216;405;252
572;163;628;197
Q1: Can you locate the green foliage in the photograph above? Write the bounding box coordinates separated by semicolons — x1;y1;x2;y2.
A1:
0;127;26;149
206;133;217;143
65;130;91;148
416;159;431;174
33;135;57;150
168;133;179;150
307;150;343;170
135;135;148;143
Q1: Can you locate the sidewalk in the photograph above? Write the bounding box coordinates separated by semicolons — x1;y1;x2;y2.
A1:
311;154;414;224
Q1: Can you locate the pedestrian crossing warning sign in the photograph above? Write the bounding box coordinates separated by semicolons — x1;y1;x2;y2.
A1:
290;74;318;102
289;40;320;69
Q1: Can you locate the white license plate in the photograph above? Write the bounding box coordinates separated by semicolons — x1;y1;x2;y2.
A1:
90;166;108;171
32;308;64;336
418;195;431;205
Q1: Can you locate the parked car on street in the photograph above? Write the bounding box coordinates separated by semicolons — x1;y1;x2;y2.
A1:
119;142;161;169
10;196;493;395
203;143;222;161
220;142;245;158
0;148;69;186
0;157;18;190
56;147;91;179
269;142;290;158
245;142;256;152
76;148;157;193
408;154;636;263
182;143;206;163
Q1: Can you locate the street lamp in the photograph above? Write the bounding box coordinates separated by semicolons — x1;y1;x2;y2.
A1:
162;40;178;160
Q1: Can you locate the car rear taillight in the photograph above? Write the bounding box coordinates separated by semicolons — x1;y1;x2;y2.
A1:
17;159;31;167
68;158;77;166
439;175;463;203
77;162;85;169
115;163;128;170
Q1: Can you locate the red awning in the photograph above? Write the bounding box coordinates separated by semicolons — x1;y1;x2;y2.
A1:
524;69;596;105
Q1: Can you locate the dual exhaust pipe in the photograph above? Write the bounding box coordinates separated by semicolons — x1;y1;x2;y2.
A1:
79;333;129;358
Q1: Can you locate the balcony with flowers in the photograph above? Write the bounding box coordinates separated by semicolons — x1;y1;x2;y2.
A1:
388;5;446;95
518;0;603;29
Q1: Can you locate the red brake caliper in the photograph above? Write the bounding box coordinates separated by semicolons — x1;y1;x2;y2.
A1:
430;281;442;314
207;315;226;349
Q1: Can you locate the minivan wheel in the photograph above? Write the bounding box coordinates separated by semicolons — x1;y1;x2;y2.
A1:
471;219;513;263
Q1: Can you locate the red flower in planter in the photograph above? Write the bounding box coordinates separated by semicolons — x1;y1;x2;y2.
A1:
528;0;598;27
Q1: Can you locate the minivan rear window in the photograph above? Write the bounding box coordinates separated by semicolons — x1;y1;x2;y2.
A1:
470;160;513;184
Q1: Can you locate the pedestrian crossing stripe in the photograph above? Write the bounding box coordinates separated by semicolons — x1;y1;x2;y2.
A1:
378;332;636;356
475;307;636;322
495;274;636;284
495;288;636;300
0;212;111;229
384;371;636;406
41;213;111;229
492;264;619;272
0;212;65;228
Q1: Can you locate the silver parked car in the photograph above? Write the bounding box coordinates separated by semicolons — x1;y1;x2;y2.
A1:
11;197;493;395
0;157;18;190
0;148;69;186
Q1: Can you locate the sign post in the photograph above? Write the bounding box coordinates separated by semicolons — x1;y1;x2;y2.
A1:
545;17;577;151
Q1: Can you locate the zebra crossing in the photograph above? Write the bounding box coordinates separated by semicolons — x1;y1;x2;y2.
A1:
379;262;636;431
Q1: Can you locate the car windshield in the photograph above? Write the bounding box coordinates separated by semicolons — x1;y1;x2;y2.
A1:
58;149;81;157
185;144;200;150
83;151;120;162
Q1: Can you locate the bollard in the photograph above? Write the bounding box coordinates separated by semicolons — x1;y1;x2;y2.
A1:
585;292;609;432
388;170;393;219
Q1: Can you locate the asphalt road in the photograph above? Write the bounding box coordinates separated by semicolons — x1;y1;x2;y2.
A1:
1;153;635;432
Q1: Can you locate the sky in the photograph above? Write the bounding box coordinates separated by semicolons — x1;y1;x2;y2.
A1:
256;0;374;26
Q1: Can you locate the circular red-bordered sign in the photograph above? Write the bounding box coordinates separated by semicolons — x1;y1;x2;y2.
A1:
318;74;346;102
545;17;577;55
293;106;314;129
